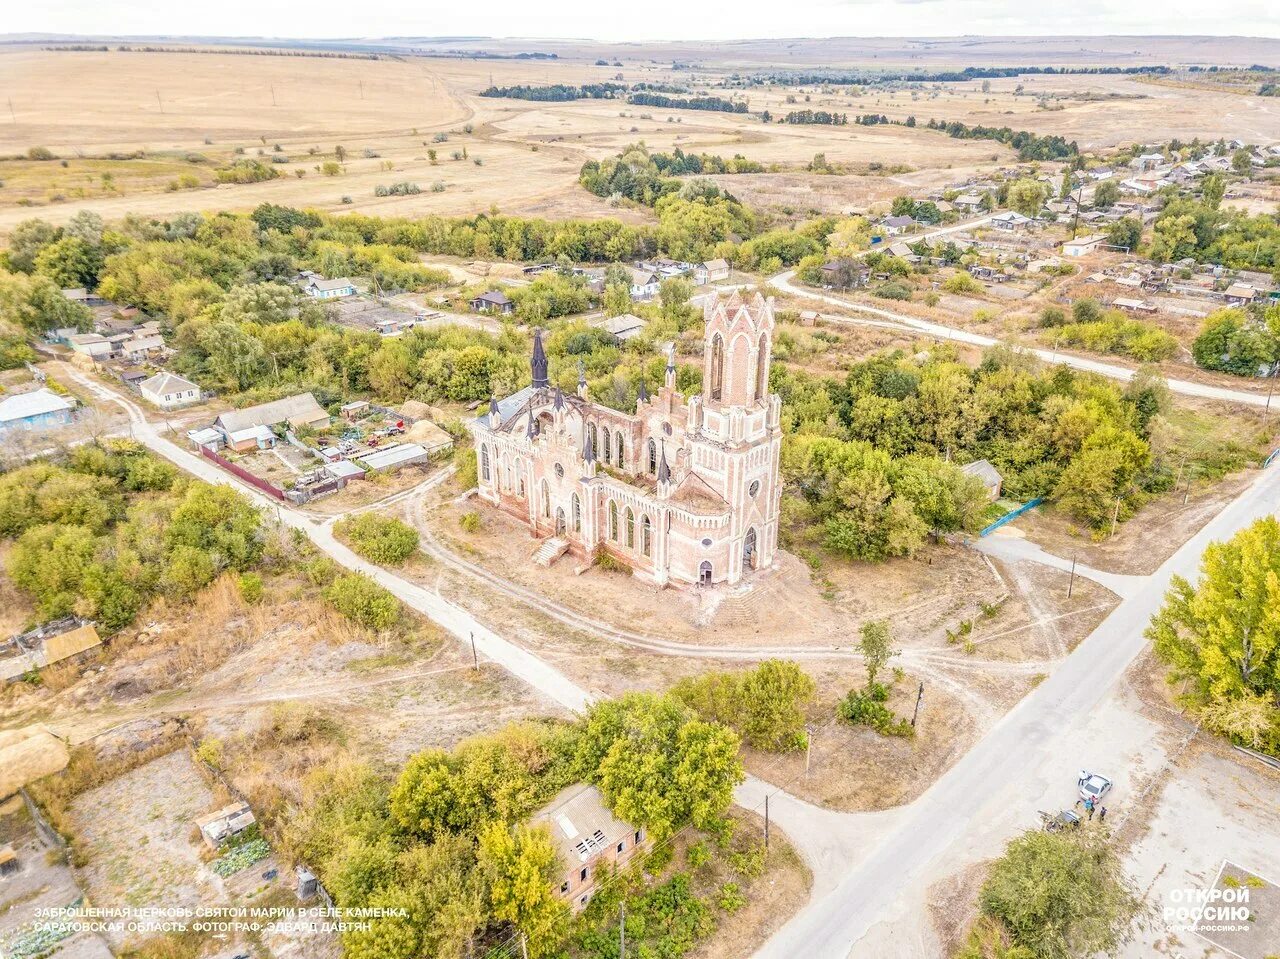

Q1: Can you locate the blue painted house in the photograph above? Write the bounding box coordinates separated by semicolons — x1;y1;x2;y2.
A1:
0;388;76;432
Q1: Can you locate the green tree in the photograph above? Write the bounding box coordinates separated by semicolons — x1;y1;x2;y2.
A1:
1201;173;1225;209
602;282;632;318
1106;217;1142;252
1092;178;1120;210
576;693;743;839
972;828;1141;959
477;822;570;959
858;619;897;686
672;661;816;753
1006;179;1050;218
1147;518;1280;752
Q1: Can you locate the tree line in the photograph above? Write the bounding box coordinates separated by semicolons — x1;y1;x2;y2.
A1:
479;82;627;101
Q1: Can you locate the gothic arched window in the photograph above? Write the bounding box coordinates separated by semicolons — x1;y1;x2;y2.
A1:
647;439;657;475
480;444;490;482
615;431;624;465
625;507;635;548
755;334;769;402
608;501;619;541
709;333;725;401
641;514;652;557
572;493;582;532
541;480;551;518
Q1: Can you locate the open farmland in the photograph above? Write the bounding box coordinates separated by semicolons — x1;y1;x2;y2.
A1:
6;43;1280;234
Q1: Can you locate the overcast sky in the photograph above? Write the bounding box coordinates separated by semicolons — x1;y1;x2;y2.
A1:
10;0;1280;43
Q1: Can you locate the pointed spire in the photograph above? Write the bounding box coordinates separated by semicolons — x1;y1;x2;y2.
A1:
583;428;595;463
637;379;649;405
666;343;676;375
577;359;586;386
554;387;564;411
531;327;549;390
657;443;670;485
488;396;500;428
489;396;499;416
526;414;536;439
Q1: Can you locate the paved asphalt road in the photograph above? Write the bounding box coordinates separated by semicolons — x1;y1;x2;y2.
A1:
753;456;1280;958
62;364;1280;959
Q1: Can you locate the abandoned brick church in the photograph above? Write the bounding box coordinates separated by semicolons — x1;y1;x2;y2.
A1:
472;291;783;587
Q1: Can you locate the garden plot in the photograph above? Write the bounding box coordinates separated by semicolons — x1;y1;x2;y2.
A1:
0;796;113;959
67;749;222;945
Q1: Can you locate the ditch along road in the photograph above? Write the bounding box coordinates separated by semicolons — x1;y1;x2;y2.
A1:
62;366;1280;957
767;268;1276;408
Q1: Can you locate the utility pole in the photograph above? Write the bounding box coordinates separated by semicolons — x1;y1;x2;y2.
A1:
470;631;478;670
520;934;528;959
155;89;163;113
358;80;364;100
1067;554;1077;599
1265;365;1277;424
1110;496;1121;539
619;902;626;959
7;98;15;123
804;725;813;776
911;681;925;728
271;84;277;107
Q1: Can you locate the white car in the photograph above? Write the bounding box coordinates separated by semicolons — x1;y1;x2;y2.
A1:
1077;771;1112;803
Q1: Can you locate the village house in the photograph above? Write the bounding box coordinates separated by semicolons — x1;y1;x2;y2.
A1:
61;287;110;308
818;258;869;290
213;393;330;451
960;459;1003;501
599;313;648;343
879;215;916;236
533;784;648;912
953;193;985;213
473;291;783;588
1062;234;1108;257
1113;297;1157;314
470;290;515;315
699;258;730;283
0;387;76;433
990;211;1033;231
1222;283;1259;306
67;332;115;359
303;275;356;300
1130;152;1165;172
1;617;101;683
627;266;662;301
139;372;201;410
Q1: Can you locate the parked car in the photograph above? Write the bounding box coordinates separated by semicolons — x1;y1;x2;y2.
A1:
1077;770;1112;803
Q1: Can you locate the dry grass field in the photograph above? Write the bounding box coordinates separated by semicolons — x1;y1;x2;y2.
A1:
3;42;1278;235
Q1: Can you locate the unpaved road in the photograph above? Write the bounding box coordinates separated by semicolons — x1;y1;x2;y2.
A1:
770;268;1275;408
59;366;1280;958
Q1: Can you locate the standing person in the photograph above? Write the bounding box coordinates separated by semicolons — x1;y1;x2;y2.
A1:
1099;805;1108;823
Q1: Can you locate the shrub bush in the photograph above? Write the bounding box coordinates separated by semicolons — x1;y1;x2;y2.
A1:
837;683;914;737
334;513;419;565
323;573;400;630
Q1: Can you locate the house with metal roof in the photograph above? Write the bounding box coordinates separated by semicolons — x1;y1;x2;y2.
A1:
358;443;429;472
303;276;355;299
213;393;330;438
470;290;515;315
140;372;201;410
960;459;1003;501
0;388;76;432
